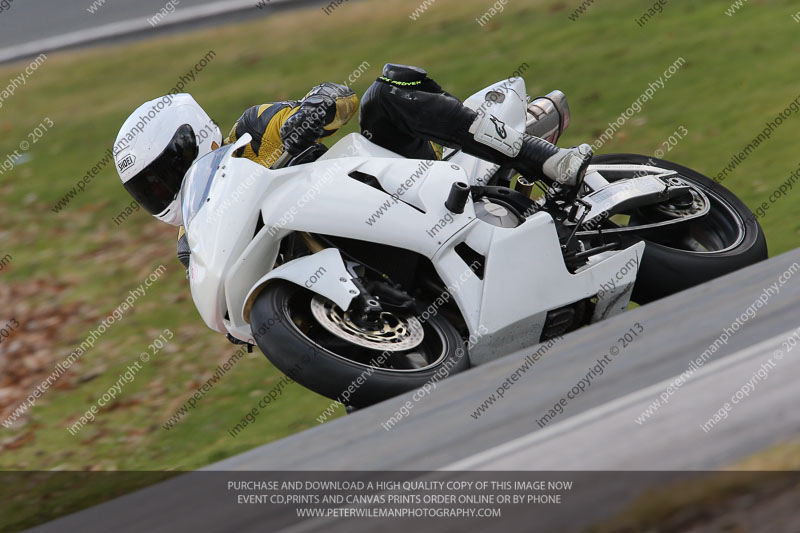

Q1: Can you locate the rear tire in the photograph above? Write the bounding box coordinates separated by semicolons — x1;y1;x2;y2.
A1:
250;281;469;408
592;154;768;303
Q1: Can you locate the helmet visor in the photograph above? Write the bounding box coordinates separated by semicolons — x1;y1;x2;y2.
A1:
122;124;198;217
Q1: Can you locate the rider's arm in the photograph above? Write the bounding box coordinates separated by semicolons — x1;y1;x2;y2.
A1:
224;83;358;165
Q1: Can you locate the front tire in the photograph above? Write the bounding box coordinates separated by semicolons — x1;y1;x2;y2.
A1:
250;281;469;408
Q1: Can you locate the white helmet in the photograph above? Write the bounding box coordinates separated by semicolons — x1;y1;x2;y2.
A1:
113;93;222;226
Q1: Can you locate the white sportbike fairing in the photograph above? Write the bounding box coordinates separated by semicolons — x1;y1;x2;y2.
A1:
179;76;765;405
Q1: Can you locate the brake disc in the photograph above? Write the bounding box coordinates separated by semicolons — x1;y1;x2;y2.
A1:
310;296;424;352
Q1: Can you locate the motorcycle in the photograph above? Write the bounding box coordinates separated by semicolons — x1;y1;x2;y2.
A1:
178;77;767;407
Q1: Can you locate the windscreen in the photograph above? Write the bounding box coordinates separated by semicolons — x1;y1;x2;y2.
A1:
180;144;235;229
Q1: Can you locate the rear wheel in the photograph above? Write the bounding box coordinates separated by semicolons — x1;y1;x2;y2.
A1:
591;154;768;303
250;281;469;408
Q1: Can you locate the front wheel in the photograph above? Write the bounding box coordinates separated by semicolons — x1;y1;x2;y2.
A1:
250;281;469;408
591;154;768;303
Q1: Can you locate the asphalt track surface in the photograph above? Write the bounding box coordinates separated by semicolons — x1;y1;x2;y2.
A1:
0;0;332;64
31;249;800;532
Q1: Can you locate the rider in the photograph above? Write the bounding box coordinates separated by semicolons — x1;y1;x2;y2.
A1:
224;82;359;168
113;64;592;263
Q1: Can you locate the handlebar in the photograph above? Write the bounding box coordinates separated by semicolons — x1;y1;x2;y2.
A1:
270;151;292;170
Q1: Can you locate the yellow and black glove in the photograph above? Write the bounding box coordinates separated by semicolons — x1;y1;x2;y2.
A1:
280;83;358;155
